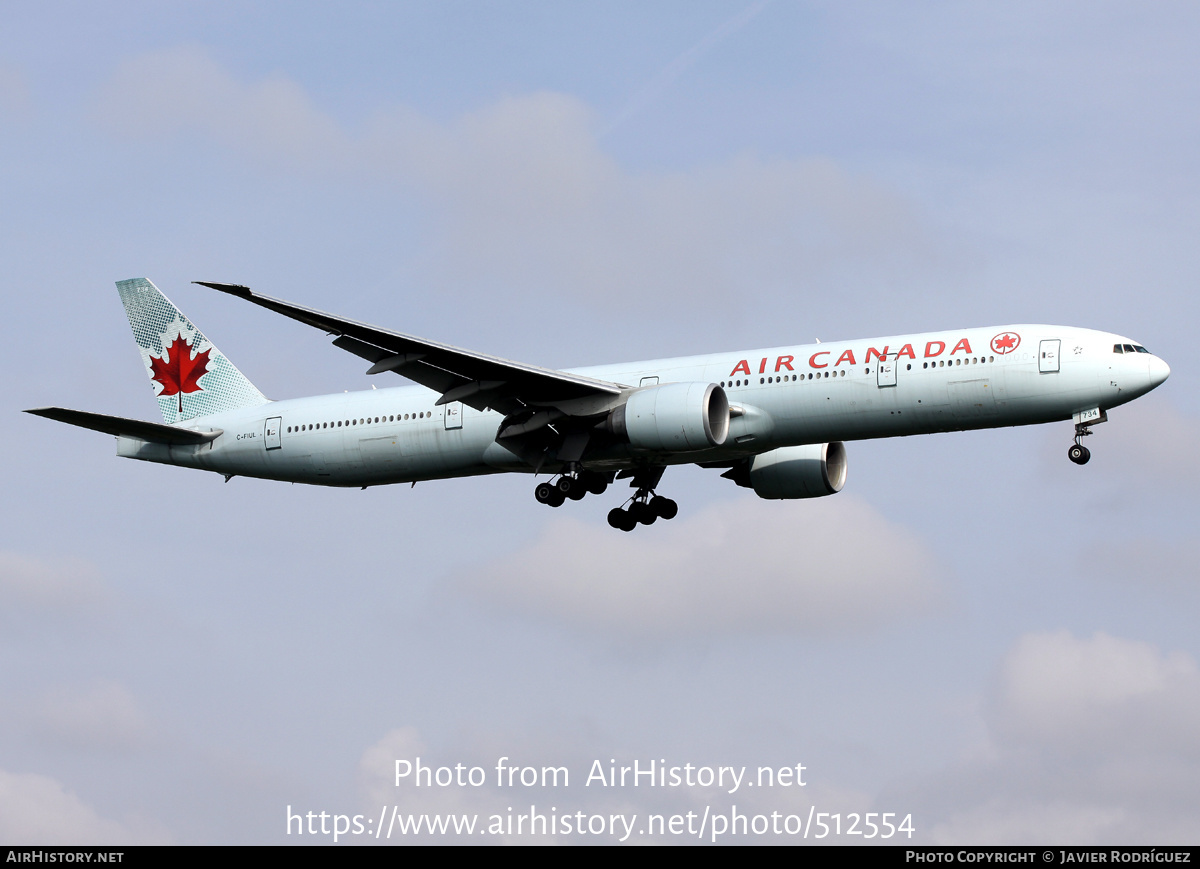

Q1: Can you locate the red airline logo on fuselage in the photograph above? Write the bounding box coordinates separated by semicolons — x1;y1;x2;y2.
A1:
990;332;1020;354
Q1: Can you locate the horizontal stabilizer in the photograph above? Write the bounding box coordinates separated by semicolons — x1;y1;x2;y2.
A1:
25;407;222;445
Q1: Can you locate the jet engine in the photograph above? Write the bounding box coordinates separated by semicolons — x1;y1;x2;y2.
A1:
606;382;729;452
746;442;847;499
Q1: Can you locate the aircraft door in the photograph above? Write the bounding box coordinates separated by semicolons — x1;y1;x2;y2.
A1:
265;416;282;450
444;402;463;430
1039;339;1061;373
877;356;897;387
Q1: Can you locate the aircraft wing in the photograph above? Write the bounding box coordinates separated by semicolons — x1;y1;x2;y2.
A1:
25;407;222;445
195;282;625;416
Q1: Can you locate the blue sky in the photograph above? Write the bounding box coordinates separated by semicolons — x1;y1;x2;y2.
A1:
2;1;1199;844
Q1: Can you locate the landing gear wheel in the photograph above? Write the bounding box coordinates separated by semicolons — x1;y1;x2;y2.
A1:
535;481;566;506
1068;444;1091;465
605;473;676;531
649;496;678;520
586;476;609;496
629;502;657;526
555;476;575;496
607;508;635;531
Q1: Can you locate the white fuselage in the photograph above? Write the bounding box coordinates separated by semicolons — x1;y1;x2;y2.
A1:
118;325;1169;486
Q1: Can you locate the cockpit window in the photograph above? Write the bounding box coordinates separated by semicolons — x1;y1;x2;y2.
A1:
1113;344;1124;353
1134;345;1150;353
1122;344;1136;353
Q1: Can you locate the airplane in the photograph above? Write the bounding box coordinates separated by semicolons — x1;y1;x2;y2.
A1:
26;278;1170;531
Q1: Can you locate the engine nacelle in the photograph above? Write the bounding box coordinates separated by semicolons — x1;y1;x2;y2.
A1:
608;382;729;452
749;442;847;499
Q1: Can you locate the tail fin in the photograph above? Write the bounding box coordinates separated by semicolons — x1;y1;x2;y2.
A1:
117;278;268;424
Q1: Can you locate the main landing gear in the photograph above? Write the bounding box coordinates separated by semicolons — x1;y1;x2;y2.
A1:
532;466;678;532
1068;422;1093;465
607;489;678;532
533;470;609;507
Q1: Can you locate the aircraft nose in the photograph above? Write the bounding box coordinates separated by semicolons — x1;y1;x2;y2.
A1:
1149;355;1170;388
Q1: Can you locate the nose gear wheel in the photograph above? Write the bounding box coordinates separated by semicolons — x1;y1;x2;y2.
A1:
1068;421;1094;465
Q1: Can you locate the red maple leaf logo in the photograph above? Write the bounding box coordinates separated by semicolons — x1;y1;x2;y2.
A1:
149;333;211;413
991;332;1020;354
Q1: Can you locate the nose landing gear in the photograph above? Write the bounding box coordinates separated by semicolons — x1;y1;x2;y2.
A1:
1068;421;1093;465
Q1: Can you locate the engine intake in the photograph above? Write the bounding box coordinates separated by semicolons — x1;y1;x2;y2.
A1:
608;382;729;452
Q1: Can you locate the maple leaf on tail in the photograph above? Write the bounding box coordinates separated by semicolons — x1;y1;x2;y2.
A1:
149;333;212;414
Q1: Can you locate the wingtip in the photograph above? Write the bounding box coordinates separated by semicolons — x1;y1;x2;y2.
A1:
194;281;253;298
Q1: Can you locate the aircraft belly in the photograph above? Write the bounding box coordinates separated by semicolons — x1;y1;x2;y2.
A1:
308;452;330;478
213;440;269;475
1001;361;1103;423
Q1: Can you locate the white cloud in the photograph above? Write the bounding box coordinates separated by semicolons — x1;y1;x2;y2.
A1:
452;494;942;637
0;551;107;613
359;727;431;808
0;768;170;845
993;631;1200;756
34;680;152;751
359;727;551;843
923;631;1200;844
92;47;940;311
94;46;342;166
